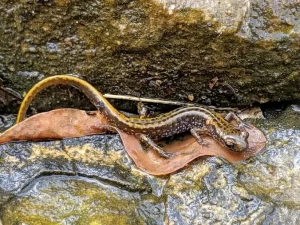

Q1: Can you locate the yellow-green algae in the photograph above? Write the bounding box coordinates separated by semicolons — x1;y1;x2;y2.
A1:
1;177;146;225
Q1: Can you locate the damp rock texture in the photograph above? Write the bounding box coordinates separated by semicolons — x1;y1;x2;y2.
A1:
0;105;299;224
0;0;300;113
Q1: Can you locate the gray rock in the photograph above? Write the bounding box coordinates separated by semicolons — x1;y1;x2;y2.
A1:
0;0;300;113
0;105;299;224
1;176;165;225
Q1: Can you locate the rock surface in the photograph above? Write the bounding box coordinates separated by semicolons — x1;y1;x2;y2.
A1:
0;105;299;224
0;0;300;113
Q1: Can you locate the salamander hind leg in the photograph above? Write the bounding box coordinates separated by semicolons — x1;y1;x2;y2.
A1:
190;127;209;147
139;134;176;158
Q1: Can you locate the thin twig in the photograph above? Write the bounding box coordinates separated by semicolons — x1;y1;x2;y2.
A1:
103;93;238;112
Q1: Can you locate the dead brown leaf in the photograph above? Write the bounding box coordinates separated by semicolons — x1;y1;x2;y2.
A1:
0;109;109;143
118;124;266;175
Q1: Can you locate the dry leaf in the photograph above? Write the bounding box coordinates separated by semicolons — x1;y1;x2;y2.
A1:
118;124;266;175
0;109;109;143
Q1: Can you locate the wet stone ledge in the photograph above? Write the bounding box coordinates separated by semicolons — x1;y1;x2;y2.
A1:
0;105;299;224
0;135;151;196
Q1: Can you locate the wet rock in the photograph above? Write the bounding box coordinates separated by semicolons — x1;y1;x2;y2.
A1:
165;158;274;224
1;0;300;113
235;105;300;224
0;105;299;224
0;135;152;205
1;176;165;225
0;115;15;133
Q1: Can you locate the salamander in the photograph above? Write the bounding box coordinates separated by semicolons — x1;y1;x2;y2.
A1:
16;75;249;158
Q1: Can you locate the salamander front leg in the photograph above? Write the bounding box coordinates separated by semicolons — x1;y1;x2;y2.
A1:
139;134;176;158
190;127;209;147
224;112;251;129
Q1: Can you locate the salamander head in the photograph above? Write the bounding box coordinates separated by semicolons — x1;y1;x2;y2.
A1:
222;128;249;152
208;122;249;152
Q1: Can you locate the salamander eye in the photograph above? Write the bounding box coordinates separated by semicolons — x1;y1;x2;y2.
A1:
225;140;234;148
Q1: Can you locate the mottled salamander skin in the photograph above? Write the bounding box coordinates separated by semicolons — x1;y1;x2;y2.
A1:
16;75;249;153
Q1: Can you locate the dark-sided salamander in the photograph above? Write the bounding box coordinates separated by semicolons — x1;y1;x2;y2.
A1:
16;75;249;158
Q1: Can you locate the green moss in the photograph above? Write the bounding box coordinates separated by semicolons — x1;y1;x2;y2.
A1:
288;71;300;82
0;157;5;164
2;204;61;225
1;178;147;225
79;214;136;225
